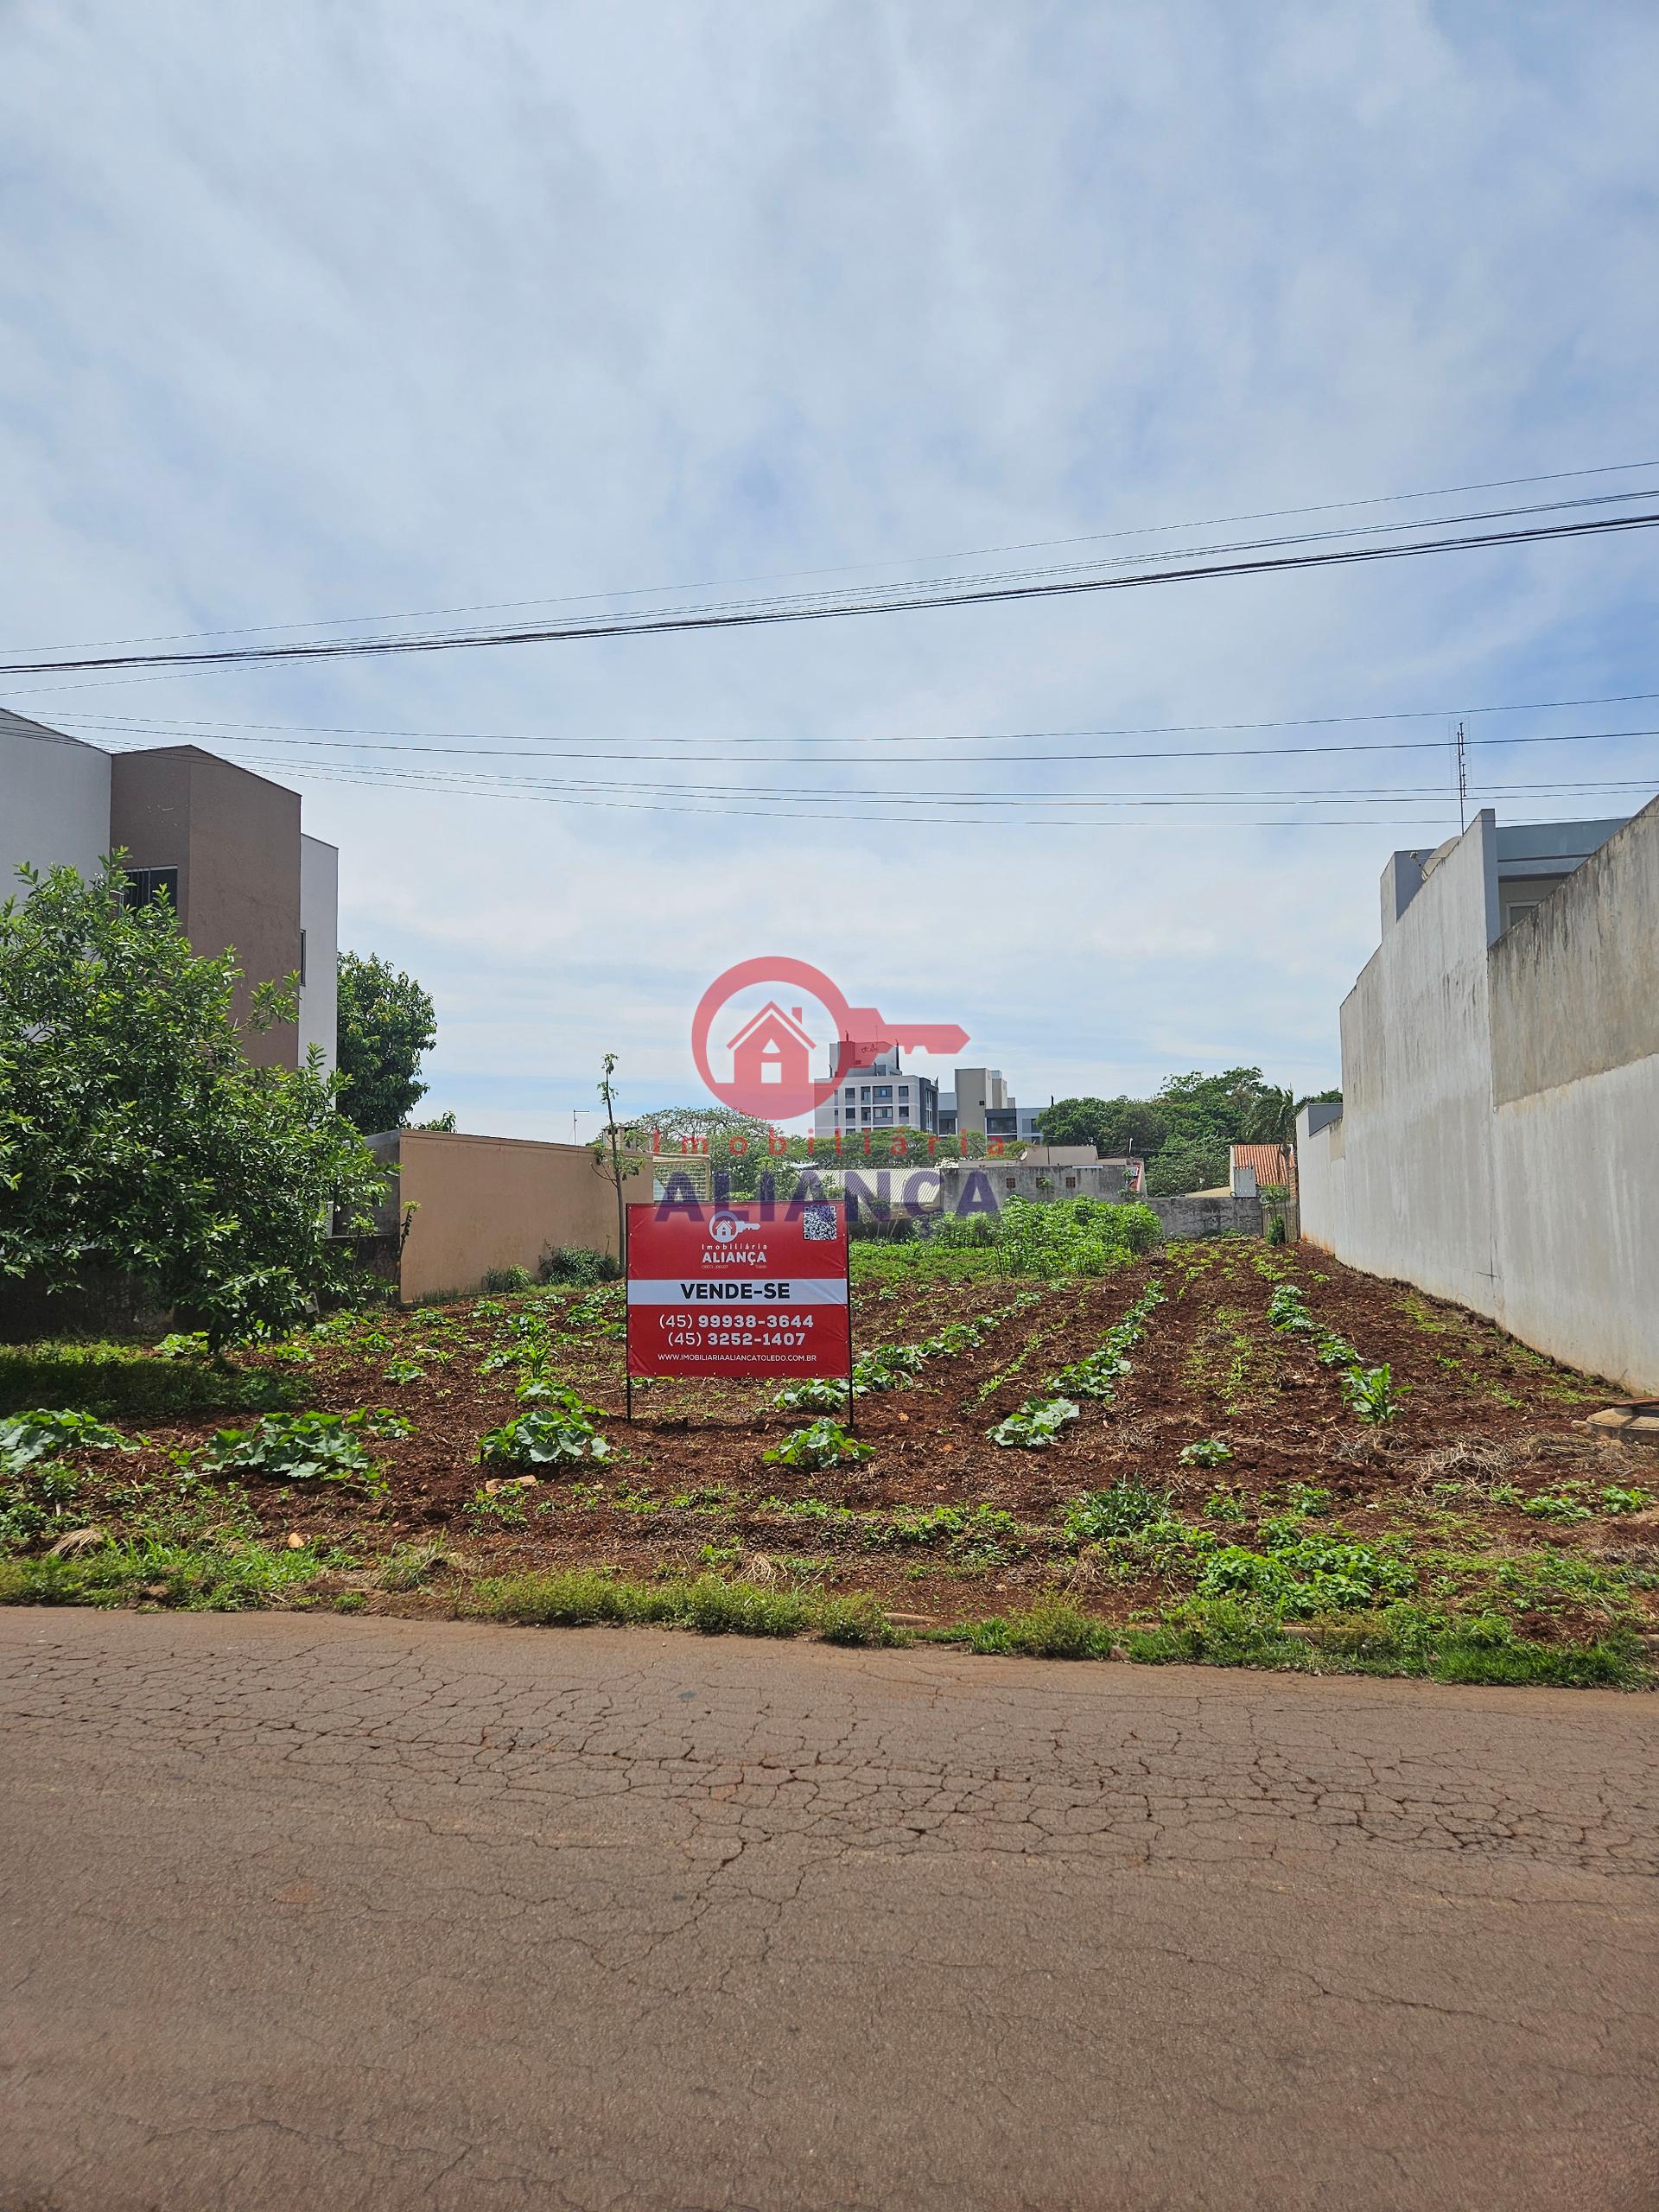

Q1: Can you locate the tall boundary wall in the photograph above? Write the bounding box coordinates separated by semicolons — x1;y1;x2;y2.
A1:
1299;799;1659;1393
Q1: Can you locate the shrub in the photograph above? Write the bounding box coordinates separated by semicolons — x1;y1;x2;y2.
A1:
0;1343;299;1419
480;1265;537;1294
0;859;386;1342
1198;1534;1416;1615
773;1377;855;1415
1064;1478;1173;1541
0;1408;132;1474
764;1420;872;1471
988;1395;1078;1449
480;1399;612;1469
537;1245;621;1287
205;1408;407;1483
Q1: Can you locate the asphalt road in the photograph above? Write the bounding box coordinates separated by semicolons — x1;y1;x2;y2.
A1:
2;1612;1656;2212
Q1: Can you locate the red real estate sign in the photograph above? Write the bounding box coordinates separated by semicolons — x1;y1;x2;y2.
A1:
626;1200;850;1380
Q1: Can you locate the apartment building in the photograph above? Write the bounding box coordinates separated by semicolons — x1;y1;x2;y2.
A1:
937;1066;1044;1141
2;709;337;1073
811;1049;939;1137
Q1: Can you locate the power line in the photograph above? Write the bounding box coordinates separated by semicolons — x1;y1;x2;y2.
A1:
11;455;1656;658
5;500;1657;678
58;714;1659;773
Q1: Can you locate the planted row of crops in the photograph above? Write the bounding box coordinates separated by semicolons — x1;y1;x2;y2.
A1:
988;1282;1166;1448
1267;1281;1407;1422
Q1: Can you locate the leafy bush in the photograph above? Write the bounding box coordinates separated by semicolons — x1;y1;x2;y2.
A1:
1197;1533;1416;1615
772;1377;855;1414
0;1408;132;1473
962;1597;1106;1660
0;1342;299;1418
480;1397;612;1469
537;1245;621;1287
764;1419;872;1471
0;1459;85;1548
1063;1478;1173;1541
206;1408;408;1483
852;1344;926;1392
930;1196;1161;1281
480;1265;537;1294
1340;1363;1407;1423
988;1395;1079;1449
0;859;387;1341
1600;1485;1654;1516
1179;1438;1232;1468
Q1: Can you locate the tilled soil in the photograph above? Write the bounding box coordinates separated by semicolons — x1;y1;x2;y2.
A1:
56;1242;1659;1638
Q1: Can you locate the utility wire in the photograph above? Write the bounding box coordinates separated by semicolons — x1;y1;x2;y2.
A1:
5;501;1657;677
10;455;1656;658
59;715;1659;773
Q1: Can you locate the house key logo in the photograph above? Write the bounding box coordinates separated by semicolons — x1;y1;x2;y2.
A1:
691;957;969;1121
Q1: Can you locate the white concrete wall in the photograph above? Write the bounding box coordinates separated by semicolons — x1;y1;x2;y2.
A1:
298;834;338;1077
1;712;111;893
1300;798;1659;1393
1302;813;1501;1313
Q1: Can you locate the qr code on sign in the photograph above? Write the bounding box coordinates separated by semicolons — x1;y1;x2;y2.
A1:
801;1207;836;1241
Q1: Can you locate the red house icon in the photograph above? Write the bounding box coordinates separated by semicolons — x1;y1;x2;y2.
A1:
727;1001;816;1096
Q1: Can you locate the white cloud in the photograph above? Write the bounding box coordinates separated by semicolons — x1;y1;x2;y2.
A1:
3;0;1657;1137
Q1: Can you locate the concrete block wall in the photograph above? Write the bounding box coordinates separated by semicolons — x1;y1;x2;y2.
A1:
1300;798;1659;1393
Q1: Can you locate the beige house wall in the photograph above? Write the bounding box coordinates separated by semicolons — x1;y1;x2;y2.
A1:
389;1131;652;1300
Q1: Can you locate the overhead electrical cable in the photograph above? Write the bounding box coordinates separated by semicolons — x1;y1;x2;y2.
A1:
4;499;1658;677
8;454;1656;657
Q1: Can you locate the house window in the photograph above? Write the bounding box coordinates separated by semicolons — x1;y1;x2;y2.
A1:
1005;1176;1016;1190
898;1084;909;1098
123;866;179;912
874;1085;892;1100
1065;1174;1076;1188
845;1088;856;1101
861;1086;871;1101
898;1107;910;1122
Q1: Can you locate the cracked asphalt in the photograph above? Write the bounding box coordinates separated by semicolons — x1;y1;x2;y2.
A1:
2;1613;1656;2212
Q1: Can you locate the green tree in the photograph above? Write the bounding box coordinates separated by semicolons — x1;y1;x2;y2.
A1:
0;861;386;1341
1144;1128;1230;1198
1036;1095;1170;1156
336;950;437;1133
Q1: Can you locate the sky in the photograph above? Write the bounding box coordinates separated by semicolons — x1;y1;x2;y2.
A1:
3;1;1657;1138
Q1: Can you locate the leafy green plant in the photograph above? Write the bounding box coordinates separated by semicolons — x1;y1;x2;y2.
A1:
537;1244;622;1287
480;1265;537;1294
852;1344;927;1392
1522;1488;1593;1523
1340;1363;1407;1423
154;1332;210;1360
480;1399;612;1469
988;1395;1079;1449
764;1419;872;1471
1202;1488;1249;1522
772;1377;855;1414
467;1481;532;1528
382;1356;428;1385
205;1408;405;1483
1178;1438;1232;1468
1198;1533;1416;1615
1063;1478;1173;1541
0;1408;133;1474
1600;1485;1654;1516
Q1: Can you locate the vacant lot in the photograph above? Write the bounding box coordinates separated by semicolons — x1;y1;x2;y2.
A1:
3;1238;1655;1685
